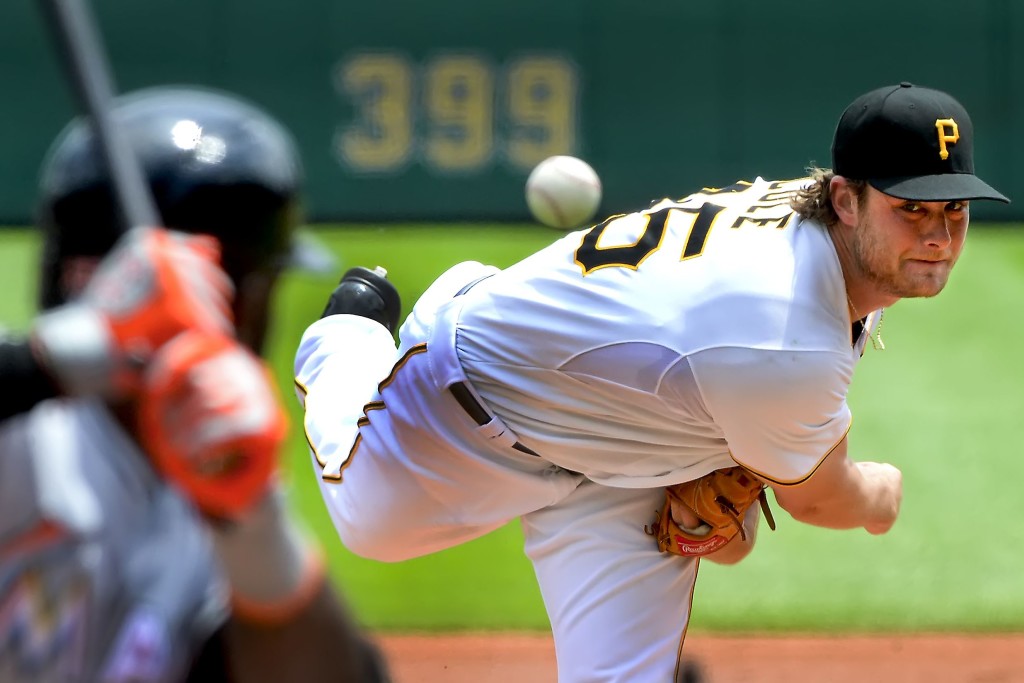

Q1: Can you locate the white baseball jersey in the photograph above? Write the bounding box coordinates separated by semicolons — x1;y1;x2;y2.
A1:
295;176;882;681
0;398;228;683
454;176;877;487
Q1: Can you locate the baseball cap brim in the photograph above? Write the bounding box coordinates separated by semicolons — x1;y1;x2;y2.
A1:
870;174;1009;203
285;229;341;275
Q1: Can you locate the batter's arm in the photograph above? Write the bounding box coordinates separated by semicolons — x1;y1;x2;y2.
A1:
209;487;391;682
770;435;902;534
219;582;390;683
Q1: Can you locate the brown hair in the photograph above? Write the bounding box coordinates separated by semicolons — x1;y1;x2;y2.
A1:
790;167;867;226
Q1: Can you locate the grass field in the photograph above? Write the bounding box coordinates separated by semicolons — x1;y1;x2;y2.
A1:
3;223;1024;634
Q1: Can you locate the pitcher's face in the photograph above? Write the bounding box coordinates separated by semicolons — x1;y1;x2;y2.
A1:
847;186;969;300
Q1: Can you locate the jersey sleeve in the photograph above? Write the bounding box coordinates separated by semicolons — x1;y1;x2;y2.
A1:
293;315;399;480
687;346;852;485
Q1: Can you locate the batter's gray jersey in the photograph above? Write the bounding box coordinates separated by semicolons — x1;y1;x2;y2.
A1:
0;398;228;683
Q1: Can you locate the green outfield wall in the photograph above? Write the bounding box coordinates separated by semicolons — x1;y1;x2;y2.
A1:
3;0;1021;223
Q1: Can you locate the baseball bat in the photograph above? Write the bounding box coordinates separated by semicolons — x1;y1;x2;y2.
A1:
37;0;160;231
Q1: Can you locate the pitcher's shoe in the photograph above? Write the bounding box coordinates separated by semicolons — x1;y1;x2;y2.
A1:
321;266;401;333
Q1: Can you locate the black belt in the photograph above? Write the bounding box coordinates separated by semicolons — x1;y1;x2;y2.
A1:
448;381;539;457
450;272;537;456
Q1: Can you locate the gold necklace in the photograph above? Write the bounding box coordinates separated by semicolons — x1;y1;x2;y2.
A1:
847;293;886;351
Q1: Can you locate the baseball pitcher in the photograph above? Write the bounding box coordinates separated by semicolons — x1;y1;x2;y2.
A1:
297;82;1008;681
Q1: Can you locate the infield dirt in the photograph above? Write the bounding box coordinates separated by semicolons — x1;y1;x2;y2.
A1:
378;633;1024;682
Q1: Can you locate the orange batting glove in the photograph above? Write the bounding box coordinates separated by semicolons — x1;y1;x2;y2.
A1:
31;226;234;397
136;331;287;521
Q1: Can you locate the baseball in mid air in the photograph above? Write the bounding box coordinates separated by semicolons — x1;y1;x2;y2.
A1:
525;155;602;230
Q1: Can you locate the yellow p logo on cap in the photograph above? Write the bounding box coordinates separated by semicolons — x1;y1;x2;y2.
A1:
935;118;959;160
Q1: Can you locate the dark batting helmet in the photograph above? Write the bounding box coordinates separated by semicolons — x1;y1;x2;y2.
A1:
35;85;333;352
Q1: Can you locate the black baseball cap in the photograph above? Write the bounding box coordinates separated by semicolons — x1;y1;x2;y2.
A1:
831;82;1008;203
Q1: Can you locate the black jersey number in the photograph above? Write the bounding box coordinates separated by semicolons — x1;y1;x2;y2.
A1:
574;203;727;274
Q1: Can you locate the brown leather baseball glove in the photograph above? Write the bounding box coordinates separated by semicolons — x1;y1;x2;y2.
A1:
649;466;776;557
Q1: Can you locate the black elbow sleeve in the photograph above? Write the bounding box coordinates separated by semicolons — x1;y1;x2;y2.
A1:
0;335;61;419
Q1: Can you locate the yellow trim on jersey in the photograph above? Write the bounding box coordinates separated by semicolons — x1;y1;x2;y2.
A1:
728;417;853;487
378;342;427;390
293;375;329;472
306;343;429;484
674;557;700;682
